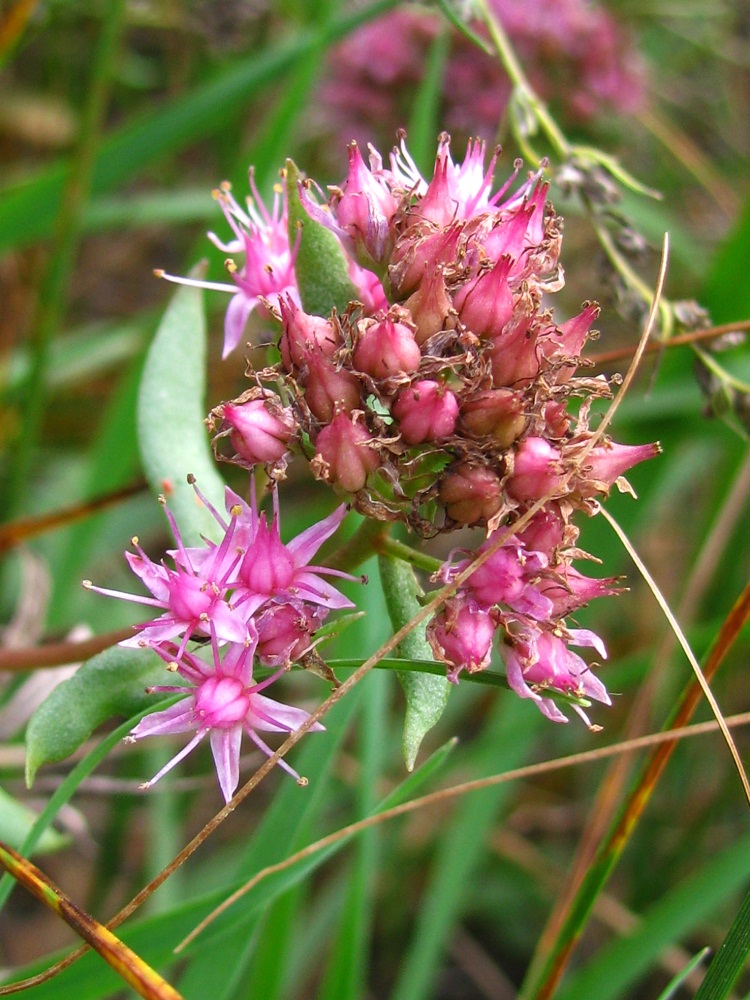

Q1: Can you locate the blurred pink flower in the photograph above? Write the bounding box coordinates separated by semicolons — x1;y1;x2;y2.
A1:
320;1;646;148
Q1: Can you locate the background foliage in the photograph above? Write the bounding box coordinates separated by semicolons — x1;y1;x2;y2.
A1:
0;1;749;998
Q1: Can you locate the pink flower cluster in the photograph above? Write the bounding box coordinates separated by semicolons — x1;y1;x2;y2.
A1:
167;134;659;726
318;0;647;149
85;485;358;799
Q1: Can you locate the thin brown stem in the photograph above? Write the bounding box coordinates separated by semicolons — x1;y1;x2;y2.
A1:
587;319;750;368
0;628;134;672
0;480;146;554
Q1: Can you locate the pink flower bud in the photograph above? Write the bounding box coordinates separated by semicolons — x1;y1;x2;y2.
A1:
194;675;251;728
353;313;422;378
348;258;389;313
427;598;496;683
464;539;553;620
537;565;622;617
578;440;661;495
487;317;543;387
279;296;339;371
409;150;455;229
439;462;504;524
255;600;327;666
554;302;599;358
453;257;514;339
393;380;459;444
312;410;380;492
402;266;454;345
220;398;296;465
459;388;527;448
389;223;462;299
304;351;362;423
409;138;500;229
514;505;570;555
543;401;571;439
479;198;538;265
507;437;565;502
334;141;397;267
239;515;296;596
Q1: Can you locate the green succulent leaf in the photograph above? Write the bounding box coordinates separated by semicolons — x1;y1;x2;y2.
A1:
25;646;166;786
285;159;359;317
378;554;451;770
137;267;225;547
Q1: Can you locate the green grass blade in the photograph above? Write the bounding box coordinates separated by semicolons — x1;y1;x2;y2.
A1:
389;697;540;1000
407;26;451;174
0;0;400;254
657;949;710;1000
693;884;750;1000
557;835;750;1000
317;669;388;1000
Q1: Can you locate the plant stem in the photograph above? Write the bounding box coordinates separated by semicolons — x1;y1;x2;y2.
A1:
322;516;392;573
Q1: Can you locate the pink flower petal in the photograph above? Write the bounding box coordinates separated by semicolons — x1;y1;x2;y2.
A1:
210;726;243;802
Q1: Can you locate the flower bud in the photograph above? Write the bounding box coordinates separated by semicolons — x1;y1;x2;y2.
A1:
537;566;622;617
389;223;462;299
555;302;598;358
312;410;379;492
543;401;570;439
353;313;421;378
403;266;454;345
279;296;339;371
465;539;552;620
408;150;455;228
514;504;569;556
427;598;496;684
304;351;362;423
439;462;504;524
393;380;459;444
334;141;397;268
348;258;389;313
459;388;527;448
453;257;514;339
255;599;326;666
479;199;537;264
577;440;661;495
507;437;565;502
220;398;296;465
487;317;543;387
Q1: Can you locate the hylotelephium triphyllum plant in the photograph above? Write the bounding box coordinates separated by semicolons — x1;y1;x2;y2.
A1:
88;133;659;801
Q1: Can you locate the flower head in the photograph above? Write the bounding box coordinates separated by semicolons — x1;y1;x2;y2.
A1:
226;485;360;616
503;625;610;727
83;496;248;659
130;633;324;802
156;171;300;358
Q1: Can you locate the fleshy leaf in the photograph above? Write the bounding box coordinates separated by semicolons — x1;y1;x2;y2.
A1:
378;554;451;770
25;646;166;786
285;159;359;318
137;267;225;546
0;789;69;855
